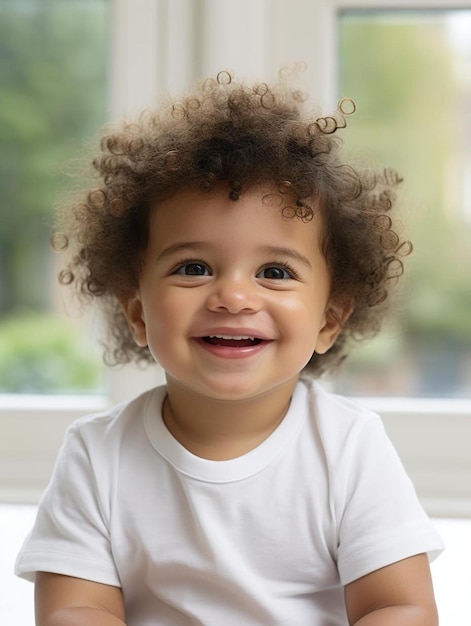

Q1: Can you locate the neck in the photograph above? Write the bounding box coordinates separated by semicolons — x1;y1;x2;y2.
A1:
162;376;300;461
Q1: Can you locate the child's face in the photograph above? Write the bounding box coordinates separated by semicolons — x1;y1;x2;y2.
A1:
122;186;344;402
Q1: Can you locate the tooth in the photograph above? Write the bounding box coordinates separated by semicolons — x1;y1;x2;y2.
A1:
209;335;254;340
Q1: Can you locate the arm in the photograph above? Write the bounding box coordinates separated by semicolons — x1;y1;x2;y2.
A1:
35;572;126;626
344;553;438;626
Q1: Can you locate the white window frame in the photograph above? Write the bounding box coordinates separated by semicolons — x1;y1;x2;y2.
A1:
1;0;470;518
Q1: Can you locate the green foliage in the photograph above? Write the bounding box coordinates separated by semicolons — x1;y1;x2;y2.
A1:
0;0;107;312
0;311;104;394
339;13;471;343
0;1;108;394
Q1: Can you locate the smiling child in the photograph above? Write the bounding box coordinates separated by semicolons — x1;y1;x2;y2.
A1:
16;70;443;625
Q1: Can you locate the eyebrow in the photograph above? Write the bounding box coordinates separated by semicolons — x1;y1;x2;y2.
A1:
258;246;312;269
156;241;208;262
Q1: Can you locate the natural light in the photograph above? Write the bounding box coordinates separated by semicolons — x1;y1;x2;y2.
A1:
1;1;470;625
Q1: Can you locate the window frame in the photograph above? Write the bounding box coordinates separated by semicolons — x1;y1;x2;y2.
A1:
323;0;471;519
1;0;470;517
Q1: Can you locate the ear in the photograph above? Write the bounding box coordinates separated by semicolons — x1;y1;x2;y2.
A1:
119;293;148;347
315;299;354;355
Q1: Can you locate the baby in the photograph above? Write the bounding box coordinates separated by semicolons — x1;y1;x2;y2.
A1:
16;70;443;625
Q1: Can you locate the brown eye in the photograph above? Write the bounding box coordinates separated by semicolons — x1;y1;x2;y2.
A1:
176;262;209;276
257;266;292;280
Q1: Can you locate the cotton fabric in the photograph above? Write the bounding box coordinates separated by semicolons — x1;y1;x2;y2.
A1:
16;379;444;625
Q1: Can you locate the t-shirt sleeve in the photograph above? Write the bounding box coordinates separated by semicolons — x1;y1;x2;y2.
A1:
334;414;444;586
15;422;120;586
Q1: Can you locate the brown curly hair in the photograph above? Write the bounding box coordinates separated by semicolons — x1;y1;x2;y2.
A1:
52;69;412;376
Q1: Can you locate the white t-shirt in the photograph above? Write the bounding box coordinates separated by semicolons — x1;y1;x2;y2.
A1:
16;378;443;625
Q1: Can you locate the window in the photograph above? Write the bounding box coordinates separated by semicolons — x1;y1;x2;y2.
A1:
1;0;470;518
0;0;108;396
326;0;471;518
336;8;471;399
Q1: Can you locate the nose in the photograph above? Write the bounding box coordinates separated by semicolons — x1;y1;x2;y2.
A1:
206;275;262;314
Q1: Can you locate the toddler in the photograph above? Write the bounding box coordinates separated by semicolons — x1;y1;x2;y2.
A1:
16;69;443;625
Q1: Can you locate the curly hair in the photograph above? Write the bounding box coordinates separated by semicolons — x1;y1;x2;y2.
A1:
52;69;412;376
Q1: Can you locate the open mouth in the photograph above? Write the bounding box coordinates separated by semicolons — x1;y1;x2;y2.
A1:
202;335;263;348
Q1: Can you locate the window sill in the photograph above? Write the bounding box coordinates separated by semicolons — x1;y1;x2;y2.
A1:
1;393;470;514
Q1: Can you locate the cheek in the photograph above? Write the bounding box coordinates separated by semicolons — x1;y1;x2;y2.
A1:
276;293;328;357
141;298;179;367
142;289;193;338
276;291;326;327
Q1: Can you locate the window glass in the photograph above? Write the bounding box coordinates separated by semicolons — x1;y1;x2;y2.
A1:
0;0;108;394
336;10;471;398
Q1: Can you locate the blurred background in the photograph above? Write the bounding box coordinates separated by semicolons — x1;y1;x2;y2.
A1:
0;0;107;395
337;10;471;398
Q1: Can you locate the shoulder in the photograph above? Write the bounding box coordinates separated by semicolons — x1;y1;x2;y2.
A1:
300;376;382;438
298;377;400;477
39;386;168;518
64;385;167;455
72;385;166;433
297;379;444;584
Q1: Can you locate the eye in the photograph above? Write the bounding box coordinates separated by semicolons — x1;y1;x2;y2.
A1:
257;264;296;280
175;261;210;276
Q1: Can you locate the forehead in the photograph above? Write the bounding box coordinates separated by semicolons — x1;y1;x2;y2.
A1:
149;185;323;248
